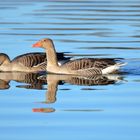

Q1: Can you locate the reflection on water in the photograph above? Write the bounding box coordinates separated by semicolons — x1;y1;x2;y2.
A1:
32;108;55;113
0;72;46;90
0;72;124;113
33;74;123;112
0;79;10;90
0;0;140;140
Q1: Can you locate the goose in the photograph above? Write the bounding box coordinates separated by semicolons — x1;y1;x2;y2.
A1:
0;52;70;72
33;38;126;76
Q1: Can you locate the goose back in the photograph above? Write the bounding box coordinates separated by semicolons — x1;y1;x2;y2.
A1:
12;52;69;68
62;58;116;70
12;52;46;67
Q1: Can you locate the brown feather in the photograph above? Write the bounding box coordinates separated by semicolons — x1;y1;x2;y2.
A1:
12;52;46;67
63;58;116;70
12;52;69;68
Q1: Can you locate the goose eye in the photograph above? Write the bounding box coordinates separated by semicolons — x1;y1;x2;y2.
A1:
43;39;47;42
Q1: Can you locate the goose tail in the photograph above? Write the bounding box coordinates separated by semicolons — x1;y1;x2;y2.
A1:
102;62;127;74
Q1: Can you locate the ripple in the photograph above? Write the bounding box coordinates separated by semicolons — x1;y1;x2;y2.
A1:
62;109;103;112
35;8;140;13
78;46;140;50
0;7;17;9
29;13;140;17
7;27;109;31
58;39;140;43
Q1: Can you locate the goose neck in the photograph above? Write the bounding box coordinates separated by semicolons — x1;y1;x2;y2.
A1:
44;42;58;67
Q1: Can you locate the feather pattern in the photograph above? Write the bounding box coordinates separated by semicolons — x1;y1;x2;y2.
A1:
63;58;116;70
61;58;116;75
33;38;126;75
12;52;46;67
0;52;70;72
75;67;102;75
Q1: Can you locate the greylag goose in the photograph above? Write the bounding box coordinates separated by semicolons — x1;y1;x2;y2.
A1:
0;52;70;72
33;38;126;76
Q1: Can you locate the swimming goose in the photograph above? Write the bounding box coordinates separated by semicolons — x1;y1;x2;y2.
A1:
0;52;70;72
33;38;126;75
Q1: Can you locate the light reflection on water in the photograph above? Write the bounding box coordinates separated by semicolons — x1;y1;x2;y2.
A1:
0;0;140;140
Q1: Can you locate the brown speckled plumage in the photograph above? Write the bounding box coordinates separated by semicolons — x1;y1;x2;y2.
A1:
12;52;46;67
63;58;116;70
0;52;69;72
33;38;126;75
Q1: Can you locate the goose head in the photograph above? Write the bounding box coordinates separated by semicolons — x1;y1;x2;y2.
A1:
0;53;10;65
32;38;54;49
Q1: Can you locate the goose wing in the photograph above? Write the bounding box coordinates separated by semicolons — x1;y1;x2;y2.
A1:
63;58;116;70
12;52;70;68
12;52;46;67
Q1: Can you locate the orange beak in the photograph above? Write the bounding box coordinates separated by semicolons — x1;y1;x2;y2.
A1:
32;41;42;47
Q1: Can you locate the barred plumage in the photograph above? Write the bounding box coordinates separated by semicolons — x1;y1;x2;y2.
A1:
12;52;46;67
63;58;116;70
0;52;70;72
33;38;126;75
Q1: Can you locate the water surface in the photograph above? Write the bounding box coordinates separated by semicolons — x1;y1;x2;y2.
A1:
0;0;140;140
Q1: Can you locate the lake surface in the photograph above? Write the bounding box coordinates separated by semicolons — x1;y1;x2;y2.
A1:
0;0;140;140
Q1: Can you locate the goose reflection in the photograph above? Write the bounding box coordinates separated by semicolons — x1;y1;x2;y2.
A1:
0;79;10;90
32;74;123;113
32;108;55;113
0;72;123;113
39;74;123;104
0;72;46;90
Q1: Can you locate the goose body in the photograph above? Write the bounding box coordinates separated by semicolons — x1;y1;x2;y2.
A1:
33;38;126;76
0;52;70;72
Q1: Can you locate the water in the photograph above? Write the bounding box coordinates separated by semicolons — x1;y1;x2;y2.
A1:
0;0;140;140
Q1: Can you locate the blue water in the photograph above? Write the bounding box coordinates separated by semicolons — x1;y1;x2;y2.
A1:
0;0;140;140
